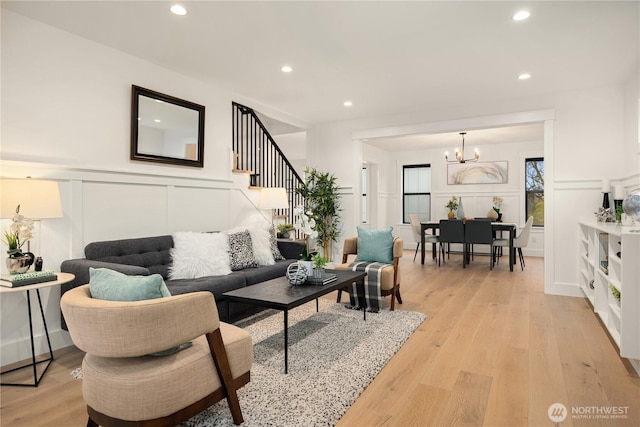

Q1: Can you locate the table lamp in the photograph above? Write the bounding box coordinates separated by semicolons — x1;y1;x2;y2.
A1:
1;178;63;266
259;187;288;223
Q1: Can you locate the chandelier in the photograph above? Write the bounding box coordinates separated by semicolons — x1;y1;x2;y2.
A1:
445;132;479;163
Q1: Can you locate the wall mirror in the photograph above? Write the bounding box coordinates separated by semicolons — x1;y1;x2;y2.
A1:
131;85;205;167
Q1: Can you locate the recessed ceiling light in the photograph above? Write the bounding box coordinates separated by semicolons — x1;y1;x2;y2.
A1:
344;101;353;107
281;65;293;73
513;10;530;21
518;73;531;80
170;5;187;16
154;119;161;123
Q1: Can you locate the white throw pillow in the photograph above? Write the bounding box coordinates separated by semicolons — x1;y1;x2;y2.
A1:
247;223;275;265
169;231;231;279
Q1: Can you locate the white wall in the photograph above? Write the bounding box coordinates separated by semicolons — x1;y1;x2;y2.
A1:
273;131;307;177
1;9;638;366
366;139;544;257
310;81;639;299
0;11;268;365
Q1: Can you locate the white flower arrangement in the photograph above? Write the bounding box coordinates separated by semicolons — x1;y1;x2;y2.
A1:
3;206;34;256
492;196;503;213
294;205;318;260
293;205;318;239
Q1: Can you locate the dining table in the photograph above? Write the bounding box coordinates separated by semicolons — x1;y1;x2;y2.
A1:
420;221;518;271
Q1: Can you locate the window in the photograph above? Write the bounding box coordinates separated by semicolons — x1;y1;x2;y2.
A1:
403;164;431;223
361;167;367;223
525;157;544;226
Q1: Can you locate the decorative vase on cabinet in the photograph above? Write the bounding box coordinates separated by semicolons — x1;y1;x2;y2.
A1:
456;197;465;220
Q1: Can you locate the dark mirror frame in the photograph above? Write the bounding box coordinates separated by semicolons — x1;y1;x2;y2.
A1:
131;85;205;167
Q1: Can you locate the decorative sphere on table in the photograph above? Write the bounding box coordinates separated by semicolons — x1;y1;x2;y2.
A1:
622;188;640;222
286;262;308;286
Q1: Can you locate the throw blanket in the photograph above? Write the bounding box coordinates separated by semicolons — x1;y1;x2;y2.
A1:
348;261;389;313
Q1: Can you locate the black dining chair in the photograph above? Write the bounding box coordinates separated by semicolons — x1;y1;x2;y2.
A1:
470;218;492;260
464;219;497;270
438;219;465;266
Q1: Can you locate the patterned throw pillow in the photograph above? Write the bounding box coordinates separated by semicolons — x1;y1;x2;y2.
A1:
227;230;258;270
269;225;285;261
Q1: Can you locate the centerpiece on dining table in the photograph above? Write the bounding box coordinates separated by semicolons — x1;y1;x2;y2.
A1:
445;196;459;219
488;196;503;221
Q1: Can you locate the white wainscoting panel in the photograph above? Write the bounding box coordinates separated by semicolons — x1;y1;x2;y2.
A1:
169;186;230;233
82;182;169;243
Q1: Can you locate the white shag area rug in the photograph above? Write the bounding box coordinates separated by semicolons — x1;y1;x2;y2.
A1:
73;300;426;427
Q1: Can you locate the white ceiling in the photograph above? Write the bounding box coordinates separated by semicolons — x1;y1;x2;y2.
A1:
365;123;545;151
3;1;638;149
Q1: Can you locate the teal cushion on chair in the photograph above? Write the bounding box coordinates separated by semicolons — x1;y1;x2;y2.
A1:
355;227;394;264
89;268;171;301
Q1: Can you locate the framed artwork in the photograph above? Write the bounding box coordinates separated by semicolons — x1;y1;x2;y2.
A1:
447;161;508;185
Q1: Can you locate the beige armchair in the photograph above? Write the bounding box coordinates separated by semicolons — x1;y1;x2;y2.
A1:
335;236;403;310
61;285;252;427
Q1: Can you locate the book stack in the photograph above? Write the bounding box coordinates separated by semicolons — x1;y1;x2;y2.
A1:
306;273;337;286
1;270;58;288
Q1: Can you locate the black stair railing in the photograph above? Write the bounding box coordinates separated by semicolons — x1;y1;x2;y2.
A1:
232;102;305;227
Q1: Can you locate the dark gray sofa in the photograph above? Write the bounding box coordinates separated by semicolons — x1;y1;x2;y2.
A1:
60;234;304;328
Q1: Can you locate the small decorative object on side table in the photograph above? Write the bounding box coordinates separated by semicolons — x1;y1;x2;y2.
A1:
3;205;35;274
276;223;295;239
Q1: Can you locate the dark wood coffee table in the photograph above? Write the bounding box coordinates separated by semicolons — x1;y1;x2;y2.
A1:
223;269;366;373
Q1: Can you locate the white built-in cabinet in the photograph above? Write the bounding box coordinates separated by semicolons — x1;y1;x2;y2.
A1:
578;220;640;371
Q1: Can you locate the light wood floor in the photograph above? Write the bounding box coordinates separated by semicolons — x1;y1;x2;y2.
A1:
2;251;639;426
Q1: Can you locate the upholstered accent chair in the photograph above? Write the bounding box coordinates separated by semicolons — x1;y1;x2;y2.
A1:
335;236;404;310
409;214;438;262
494;216;534;270
61;285;252;427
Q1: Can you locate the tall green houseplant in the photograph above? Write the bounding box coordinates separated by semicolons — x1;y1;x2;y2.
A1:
295;168;341;259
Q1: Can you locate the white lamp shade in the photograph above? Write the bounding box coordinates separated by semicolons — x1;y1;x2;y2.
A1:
1;179;63;219
259;187;288;210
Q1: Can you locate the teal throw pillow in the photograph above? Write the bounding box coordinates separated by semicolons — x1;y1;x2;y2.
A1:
355;227;394;264
89;268;171;301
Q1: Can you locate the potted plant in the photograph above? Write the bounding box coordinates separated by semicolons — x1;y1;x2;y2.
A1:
491;196;503;221
445;196;458;219
276;223;295;238
610;284;621;306
294;206;318;272
295;168;341;259
311;254;329;279
3;205;35;274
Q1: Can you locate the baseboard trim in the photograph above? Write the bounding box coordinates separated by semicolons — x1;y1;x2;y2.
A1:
1;329;74;368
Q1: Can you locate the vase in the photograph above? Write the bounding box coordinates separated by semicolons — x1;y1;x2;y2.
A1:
447;210;455;219
312;267;324;279
298;260;313;276
487;209;499;220
6;252;35;274
456;197;465;220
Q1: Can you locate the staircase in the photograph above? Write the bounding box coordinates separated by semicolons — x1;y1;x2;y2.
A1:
231;102;304;226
